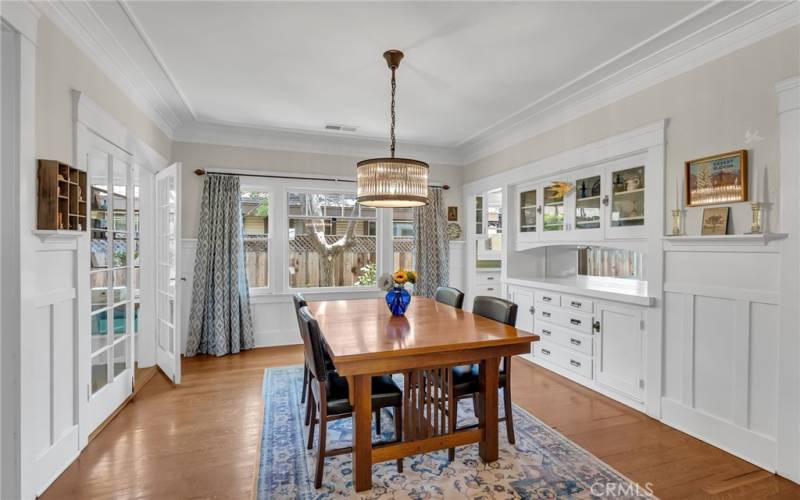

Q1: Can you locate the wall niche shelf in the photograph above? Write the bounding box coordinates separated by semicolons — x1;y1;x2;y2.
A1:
37;159;87;232
662;233;787;247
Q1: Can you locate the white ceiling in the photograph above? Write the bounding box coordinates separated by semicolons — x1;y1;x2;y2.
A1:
123;1;709;147
41;1;796;163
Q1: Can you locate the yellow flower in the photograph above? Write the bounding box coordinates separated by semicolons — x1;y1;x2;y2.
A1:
393;270;408;284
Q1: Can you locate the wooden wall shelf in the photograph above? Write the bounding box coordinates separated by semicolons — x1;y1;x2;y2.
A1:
37;159;87;232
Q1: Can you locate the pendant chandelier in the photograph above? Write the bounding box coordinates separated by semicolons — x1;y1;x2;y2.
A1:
356;50;429;208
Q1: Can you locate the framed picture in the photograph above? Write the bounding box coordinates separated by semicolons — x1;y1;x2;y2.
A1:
701;207;730;235
685;150;748;206
447;206;458;221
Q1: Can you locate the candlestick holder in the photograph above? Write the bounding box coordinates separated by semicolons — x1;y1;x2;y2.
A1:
671;209;683;236
748;202;763;234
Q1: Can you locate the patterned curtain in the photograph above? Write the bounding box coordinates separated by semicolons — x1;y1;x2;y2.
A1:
186;174;255;356
413;187;449;297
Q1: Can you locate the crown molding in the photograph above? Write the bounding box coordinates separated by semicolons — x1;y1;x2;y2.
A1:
0;0;41;43
33;0;182;139
31;0;799;168
173;120;463;166
459;1;800;165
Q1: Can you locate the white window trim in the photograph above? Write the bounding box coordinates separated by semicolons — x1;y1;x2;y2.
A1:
238;175;394;296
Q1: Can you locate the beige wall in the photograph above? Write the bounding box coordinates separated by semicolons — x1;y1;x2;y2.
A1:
35;17;172;164
171;141;464;239
464;26;800;234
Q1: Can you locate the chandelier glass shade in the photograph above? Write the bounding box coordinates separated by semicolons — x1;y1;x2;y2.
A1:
356;50;429;208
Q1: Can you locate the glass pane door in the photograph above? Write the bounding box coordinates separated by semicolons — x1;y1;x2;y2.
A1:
86;146;135;434
475;195;484;235
610;166;645;227
575;175;601;230
519;188;537;233
543;185;564;232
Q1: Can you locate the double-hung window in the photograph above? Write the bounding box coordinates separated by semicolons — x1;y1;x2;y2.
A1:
240;189;270;289
287;191;377;288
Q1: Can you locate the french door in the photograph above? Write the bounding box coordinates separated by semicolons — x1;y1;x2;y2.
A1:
155;163;181;383
85;139;138;435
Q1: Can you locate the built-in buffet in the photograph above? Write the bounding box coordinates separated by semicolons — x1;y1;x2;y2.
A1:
468;144;659;413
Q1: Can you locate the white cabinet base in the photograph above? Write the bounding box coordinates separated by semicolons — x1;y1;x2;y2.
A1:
521;353;646;413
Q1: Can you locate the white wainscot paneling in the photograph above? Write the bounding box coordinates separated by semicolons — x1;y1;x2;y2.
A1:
25;245;80;496
661;245;781;472
449;241;465;292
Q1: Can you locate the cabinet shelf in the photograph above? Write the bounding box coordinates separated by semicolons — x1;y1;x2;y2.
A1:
612;188;644;196
576;195;601;202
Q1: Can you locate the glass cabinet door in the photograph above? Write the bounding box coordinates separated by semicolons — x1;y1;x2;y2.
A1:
475;195;484;236
543;185;565;232
610;166;645;227
519;188;537;233
575;174;602;230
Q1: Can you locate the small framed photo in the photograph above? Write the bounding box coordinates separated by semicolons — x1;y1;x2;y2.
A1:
685;150;748;206
701;207;730;235
447;206;458;221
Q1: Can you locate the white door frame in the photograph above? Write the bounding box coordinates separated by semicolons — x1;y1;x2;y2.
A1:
74;92;168;445
0;3;39;498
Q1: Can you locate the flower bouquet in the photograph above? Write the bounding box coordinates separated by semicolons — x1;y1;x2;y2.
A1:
378;269;417;316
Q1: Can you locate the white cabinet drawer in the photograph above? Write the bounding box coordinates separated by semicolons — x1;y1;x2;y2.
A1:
562;295;594;313
562;350;593;379
535;291;561;306
475;284;501;297
476;271;501;285
556;329;593;357
537;319;593;356
534;340;593;379
534;340;558;362
534;304;562;324
561;309;593;334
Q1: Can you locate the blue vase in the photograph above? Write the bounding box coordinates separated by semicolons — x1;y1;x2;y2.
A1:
385;285;411;316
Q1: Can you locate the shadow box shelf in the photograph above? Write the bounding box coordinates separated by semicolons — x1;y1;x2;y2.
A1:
37;159;87;232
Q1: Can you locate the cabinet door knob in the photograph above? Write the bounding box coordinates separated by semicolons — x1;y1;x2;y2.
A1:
593;320;601;332
529;306;535;314
602;195;609;206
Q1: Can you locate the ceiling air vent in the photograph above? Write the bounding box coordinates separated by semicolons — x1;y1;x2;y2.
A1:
324;123;358;133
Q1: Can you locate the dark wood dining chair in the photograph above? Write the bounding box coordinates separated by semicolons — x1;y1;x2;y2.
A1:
434;286;465;309
297;306;404;488
292;294;310;406
447;296;518;461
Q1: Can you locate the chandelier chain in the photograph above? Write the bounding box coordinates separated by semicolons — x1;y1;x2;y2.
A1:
390;67;396;158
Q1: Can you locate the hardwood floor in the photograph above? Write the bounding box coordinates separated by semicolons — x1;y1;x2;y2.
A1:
42;346;799;499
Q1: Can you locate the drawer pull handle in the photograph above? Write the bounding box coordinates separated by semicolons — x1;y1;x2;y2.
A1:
487;287;494;291
487;277;494;280
570;359;581;368
570;319;581;326
542;329;551;336
542;296;552;302
570;301;582;308
570;338;581;346
541;349;550;356
542;311;551;318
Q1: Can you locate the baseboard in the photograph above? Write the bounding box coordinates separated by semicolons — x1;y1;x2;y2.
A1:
253;330;301;349
660;397;777;473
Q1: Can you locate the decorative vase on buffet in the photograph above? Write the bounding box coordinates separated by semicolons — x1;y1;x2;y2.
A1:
379;269;417;316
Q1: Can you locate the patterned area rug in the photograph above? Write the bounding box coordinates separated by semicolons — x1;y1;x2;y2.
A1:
257;366;654;499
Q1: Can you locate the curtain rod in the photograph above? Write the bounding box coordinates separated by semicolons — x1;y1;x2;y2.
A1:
193;168;449;190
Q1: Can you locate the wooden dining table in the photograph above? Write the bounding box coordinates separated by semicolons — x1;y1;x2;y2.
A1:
308;297;538;492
